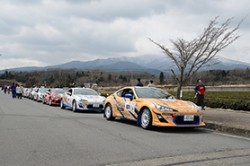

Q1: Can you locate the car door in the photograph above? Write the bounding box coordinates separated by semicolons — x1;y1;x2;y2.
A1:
115;88;138;121
64;89;73;107
44;90;51;103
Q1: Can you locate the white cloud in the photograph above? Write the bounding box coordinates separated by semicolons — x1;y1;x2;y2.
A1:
0;58;47;70
0;0;249;69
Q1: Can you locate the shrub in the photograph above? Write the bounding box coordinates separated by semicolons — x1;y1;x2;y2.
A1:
177;91;250;111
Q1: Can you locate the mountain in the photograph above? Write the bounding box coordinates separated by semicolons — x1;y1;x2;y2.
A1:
123;54;250;71
209;57;250;70
1;55;250;75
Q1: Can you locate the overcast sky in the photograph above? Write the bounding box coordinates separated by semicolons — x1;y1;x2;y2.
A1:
0;0;249;70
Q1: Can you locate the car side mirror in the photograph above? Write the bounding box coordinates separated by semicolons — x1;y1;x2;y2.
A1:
125;94;133;101
67;92;72;96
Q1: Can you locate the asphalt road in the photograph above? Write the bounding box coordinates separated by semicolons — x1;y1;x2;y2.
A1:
0;93;250;166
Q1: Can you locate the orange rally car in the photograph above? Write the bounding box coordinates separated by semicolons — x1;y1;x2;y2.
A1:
104;87;205;129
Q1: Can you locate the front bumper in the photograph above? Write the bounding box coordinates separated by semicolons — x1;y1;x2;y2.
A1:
38;96;43;101
77;102;104;111
51;99;61;105
151;110;205;127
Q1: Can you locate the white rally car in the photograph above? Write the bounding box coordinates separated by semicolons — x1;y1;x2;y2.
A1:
60;88;106;112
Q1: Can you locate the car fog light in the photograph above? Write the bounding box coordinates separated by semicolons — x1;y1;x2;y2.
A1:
157;115;163;120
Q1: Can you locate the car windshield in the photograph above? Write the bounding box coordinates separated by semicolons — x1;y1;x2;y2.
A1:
53;89;65;94
39;88;49;93
135;87;173;99
74;89;98;95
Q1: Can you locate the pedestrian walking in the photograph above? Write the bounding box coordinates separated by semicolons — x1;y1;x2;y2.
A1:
4;85;7;94
10;83;17;98
194;79;206;110
7;86;10;94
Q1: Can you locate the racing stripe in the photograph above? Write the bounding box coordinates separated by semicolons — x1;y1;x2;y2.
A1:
113;95;126;119
134;107;139;115
116;104;126;119
128;111;137;120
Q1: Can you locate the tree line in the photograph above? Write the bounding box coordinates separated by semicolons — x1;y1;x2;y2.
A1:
0;69;154;87
0;68;249;88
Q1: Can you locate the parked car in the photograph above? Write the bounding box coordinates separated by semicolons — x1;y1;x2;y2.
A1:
34;88;49;102
103;86;205;129
29;88;38;99
60;88;106;112
23;88;31;98
43;88;66;106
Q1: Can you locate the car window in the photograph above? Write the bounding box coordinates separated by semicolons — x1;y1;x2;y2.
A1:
40;88;49;93
116;90;123;97
73;89;98;95
68;89;73;95
135;87;173;99
53;89;65;94
121;88;135;98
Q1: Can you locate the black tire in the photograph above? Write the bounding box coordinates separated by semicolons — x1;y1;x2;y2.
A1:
42;97;45;104
72;101;77;112
104;104;115;120
140;108;152;130
60;100;65;109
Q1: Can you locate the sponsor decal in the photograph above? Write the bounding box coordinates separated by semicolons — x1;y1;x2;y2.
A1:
125;102;135;114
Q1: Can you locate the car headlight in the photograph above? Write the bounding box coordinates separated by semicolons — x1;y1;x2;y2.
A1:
155;105;174;112
197;106;202;112
52;96;57;99
187;101;201;112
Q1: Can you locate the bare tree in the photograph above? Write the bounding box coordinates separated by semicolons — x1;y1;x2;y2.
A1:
150;17;243;99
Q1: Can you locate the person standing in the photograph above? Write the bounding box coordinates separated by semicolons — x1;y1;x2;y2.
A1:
147;80;155;87
16;84;21;98
4;85;7;94
194;79;206;110
136;78;143;87
16;84;24;99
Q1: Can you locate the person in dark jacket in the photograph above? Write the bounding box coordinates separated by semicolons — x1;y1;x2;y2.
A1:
194;79;206;110
10;83;17;98
136;78;143;87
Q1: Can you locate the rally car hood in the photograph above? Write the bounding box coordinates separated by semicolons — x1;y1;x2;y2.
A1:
145;98;199;113
56;93;63;97
74;95;106;103
51;93;63;98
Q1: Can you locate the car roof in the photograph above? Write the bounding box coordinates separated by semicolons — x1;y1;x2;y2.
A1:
71;87;95;90
121;86;157;89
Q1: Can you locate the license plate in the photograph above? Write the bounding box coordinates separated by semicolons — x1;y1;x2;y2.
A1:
93;104;100;108
184;115;194;121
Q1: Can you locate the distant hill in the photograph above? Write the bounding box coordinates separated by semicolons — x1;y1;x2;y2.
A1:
1;55;250;75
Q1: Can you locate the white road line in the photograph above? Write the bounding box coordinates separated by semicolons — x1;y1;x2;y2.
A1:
203;128;250;141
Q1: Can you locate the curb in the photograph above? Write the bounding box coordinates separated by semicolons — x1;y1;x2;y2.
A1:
204;120;250;138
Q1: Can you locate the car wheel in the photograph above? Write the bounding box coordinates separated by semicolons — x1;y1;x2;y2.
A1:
60;100;65;109
140;108;152;130
104;104;115;120
72;101;77;112
49;98;52;106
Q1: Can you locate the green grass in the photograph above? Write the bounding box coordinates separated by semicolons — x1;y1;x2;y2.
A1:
167;91;250;111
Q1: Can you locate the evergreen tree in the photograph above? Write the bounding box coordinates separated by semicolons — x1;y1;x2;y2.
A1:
108;73;112;81
159;72;164;84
